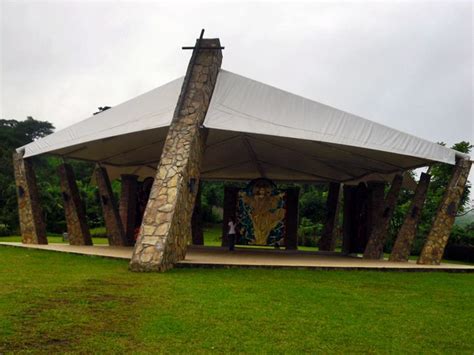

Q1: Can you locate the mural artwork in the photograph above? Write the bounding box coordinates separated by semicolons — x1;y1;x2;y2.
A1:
237;178;286;246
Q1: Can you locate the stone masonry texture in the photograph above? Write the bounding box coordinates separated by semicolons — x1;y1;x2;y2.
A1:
58;163;92;245
119;174;139;246
418;159;472;265
95;166;127;246
318;182;340;251
130;38;223;272
363;175;403;259
12;152;48;244
389;173;431;262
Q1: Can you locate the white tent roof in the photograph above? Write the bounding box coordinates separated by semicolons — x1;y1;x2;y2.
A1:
19;69;467;183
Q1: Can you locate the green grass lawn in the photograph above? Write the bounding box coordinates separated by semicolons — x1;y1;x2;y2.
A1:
0;246;473;353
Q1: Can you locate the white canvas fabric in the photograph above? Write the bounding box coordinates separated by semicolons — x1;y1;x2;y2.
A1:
18;69;468;184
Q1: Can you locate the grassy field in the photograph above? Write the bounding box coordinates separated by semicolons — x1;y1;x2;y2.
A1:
0;246;473;353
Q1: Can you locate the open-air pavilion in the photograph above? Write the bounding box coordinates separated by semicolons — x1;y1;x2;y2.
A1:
11;33;472;272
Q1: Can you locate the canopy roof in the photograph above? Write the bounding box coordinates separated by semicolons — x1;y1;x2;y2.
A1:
19;69;467;183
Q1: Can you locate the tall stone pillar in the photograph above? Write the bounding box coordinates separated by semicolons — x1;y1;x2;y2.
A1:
12;152;47;244
319;182;341;251
119;174;139;246
285;187;299;250
418;159;472;265
58;163;92;245
130;37;223;271
342;185;357;254
95;166;127;246
390;173;431;262
363;175;403;259
366;181;386;241
221;186;240;247
191;184;204;245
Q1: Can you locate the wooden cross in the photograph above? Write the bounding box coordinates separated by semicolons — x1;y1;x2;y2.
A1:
182;29;225;51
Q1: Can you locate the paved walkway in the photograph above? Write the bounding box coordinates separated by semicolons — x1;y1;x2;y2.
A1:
1;242;473;272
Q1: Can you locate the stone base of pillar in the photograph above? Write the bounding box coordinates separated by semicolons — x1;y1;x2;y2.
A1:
319;182;340;251
363;175;403;259
418;159;472;265
390;173;430;262
13;152;47;245
119;174;139;246
96;167;127;246
58;163;92;246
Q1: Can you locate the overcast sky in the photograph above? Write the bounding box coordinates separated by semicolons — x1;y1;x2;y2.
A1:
1;1;473;175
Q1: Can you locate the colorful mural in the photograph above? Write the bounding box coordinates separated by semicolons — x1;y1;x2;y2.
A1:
237;178;286;245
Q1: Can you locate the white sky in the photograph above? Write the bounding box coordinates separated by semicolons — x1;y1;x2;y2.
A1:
1;0;473;183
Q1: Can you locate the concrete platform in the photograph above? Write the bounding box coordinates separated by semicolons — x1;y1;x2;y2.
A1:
1;242;473;272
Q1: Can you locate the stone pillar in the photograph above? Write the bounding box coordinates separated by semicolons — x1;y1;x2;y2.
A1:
353;183;370;253
390;173;431;262
58;163;92;245
366;181;386;242
119;174;139;246
95;166;127;246
191;184;204;245
285;187;299;250
12;152;47;244
342;185;357;254
418;159;472;265
221;186;240;247
319;182;341;251
363;175;403;259
130;38;223;272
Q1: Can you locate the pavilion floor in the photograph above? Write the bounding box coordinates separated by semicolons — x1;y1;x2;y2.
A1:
1;242;473;272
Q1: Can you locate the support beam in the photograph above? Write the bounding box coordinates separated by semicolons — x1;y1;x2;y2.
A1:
418;159;472;265
119;174;139;246
130;36;223;272
390;173;431;262
363;174;403;259
221;186;240;247
285;187;299;250
95;166;127;246
191;184;204;245
319;182;341;251
12;152;47;244
58;163;92;245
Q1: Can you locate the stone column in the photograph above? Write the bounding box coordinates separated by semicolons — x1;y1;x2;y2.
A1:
418;159;472;265
353;183;370;253
12;152;47;244
363;175;403;259
319;182;341;251
342;185;357;254
221;186;240;247
58;163;92;245
130;38;223;272
285;187;299;250
390;173;431;262
119;174;139;246
95;166;127;246
366;182;386;236
191;184;204;245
